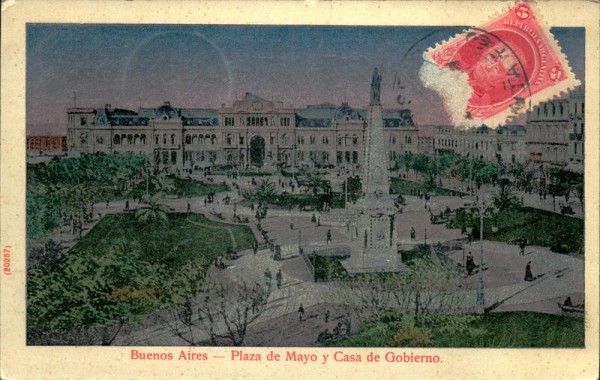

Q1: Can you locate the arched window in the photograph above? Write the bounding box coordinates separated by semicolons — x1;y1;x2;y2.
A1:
407;137;412;144
171;134;176;145
134;134;139;145
226;133;232;145
391;136;396;145
310;135;316;144
352;151;358;163
114;135;121;144
344;134;350;145
192;135;197;145
127;134;133;144
322;136;329;144
211;134;217;144
185;135;191;144
352;135;358;145
163;134;167;144
140;135;146;144
282;134;288;145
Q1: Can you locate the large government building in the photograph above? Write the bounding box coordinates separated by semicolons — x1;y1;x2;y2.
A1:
62;89;584;175
66;93;418;173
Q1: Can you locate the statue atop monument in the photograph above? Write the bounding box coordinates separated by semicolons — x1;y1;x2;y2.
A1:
370;68;382;105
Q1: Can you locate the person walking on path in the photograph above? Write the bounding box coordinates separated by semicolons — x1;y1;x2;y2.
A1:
524;261;534;282
187;202;191;213
466;253;476;276
125;200;129;210
326;229;332;244
276;269;283;289
298;304;305;321
410;227;416;241
519;239;527;256
252;240;258;255
324;309;330;323
264;268;272;286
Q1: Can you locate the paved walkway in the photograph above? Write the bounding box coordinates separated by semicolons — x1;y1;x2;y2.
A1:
46;173;584;345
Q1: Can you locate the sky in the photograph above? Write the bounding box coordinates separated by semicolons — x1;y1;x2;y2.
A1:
26;25;585;135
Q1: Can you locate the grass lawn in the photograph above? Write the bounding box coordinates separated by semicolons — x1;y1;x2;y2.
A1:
72;212;252;271
390;177;463;196
28;212;255;330
326;311;584;347
450;207;584;254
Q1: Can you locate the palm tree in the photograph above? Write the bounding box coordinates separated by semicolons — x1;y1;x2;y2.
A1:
306;174;327;196
151;173;176;195
135;195;170;225
254;179;277;206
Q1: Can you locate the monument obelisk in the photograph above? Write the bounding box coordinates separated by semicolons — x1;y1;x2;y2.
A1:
344;68;404;272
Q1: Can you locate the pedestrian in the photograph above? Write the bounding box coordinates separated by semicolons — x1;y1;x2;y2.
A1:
324;309;330;323
524;261;534;281
252;240;258;255
276;269;283;289
326;229;332;244
125;200;129;210
264;268;272;285
410;227;416;240
187;202;191;213
298;304;305;321
519;239;526;256
106;200;110;208
466;253;475;276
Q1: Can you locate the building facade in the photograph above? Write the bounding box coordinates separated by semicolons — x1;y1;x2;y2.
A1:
66;93;419;173
567;89;584;173
434;124;527;165
26;135;67;153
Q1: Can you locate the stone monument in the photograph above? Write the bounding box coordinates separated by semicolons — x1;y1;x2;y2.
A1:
343;68;405;273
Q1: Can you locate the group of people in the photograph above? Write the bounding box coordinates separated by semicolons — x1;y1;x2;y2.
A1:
264;268;283;289
316;312;352;344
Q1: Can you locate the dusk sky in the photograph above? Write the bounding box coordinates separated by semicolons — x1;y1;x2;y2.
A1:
26;25;584;135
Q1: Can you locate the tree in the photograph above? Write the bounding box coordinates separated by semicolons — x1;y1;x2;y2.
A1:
135;195;170;225
151;173;176;195
163;267;273;346
254;179;277;206
493;184;520;210
306;173;328;196
335;259;480;346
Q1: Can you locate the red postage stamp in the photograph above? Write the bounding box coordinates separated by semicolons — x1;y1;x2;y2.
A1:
422;2;579;126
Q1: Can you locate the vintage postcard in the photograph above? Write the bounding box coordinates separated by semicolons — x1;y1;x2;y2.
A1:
1;1;598;379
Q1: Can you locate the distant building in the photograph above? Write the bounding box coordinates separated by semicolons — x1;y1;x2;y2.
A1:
567;88;584;173
434;124;527;165
525;97;571;167
26;135;67;153
66;94;419;173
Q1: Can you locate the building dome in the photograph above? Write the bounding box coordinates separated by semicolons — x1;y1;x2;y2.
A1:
154;101;178;119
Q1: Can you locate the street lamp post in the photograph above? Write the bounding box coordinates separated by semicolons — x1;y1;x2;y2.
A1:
476;206;484;311
474;199;494;313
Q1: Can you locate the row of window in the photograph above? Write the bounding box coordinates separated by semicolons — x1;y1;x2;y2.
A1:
103;132;413;147
225;116;292;127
